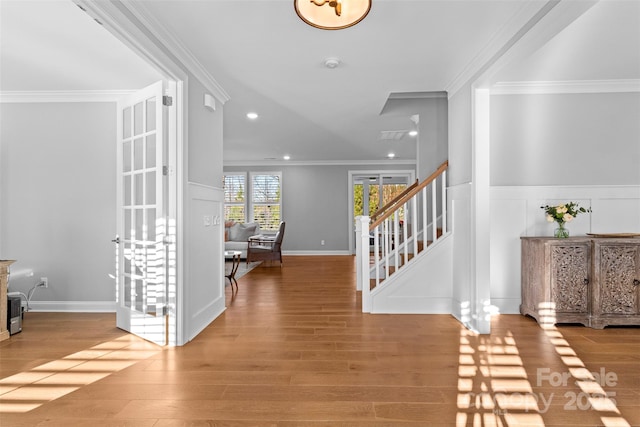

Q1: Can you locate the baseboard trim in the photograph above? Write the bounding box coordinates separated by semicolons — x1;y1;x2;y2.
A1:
283;250;352;256
491;298;521;315
187;301;226;343
26;301;116;313
371;297;452;314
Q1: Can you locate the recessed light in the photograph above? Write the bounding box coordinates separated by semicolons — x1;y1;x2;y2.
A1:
283;155;291;160
409;130;418;137
387;153;396;159
246;112;258;120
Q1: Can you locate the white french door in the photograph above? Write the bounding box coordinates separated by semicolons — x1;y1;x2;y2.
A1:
115;81;172;346
349;171;414;252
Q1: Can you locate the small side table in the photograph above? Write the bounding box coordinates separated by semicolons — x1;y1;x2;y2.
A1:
224;251;242;290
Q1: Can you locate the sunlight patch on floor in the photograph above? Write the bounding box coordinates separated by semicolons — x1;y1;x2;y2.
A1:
456;328;544;427
538;302;630;427
0;335;160;413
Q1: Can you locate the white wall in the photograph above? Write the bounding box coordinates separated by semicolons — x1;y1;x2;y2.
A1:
489;91;640;314
182;76;226;343
447;87;473;187
188;83;224;187
416;96;448;181
447;84;476;326
224;163;416;253
490;185;640;314
370;235;453;313
491;92;640;185
0;102;117;310
185;183;224;342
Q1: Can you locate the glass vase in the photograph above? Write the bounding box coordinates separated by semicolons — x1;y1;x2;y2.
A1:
554;222;569;238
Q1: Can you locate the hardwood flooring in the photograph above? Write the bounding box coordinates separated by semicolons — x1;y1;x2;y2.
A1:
1;255;639;426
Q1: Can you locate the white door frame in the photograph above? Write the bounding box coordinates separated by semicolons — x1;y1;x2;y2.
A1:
461;0;597;334
347;169;415;254
75;0;187;345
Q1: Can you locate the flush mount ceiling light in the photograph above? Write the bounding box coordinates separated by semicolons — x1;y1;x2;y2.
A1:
295;0;371;30
246;112;258;120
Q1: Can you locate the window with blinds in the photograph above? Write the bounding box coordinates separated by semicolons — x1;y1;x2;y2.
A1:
251;172;281;231
224;174;246;223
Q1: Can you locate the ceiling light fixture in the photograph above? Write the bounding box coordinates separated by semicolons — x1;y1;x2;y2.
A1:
294;0;371;30
387;153;395;159
408;130;418;137
283;155;291;160
246;112;258;120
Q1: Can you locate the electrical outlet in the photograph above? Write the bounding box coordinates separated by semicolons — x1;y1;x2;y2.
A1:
321;240;325;246
40;277;48;288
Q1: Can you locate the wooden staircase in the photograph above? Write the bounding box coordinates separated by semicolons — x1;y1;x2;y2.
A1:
355;161;449;313
369;229;442;289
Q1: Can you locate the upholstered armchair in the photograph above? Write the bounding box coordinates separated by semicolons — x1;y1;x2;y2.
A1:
246;221;285;266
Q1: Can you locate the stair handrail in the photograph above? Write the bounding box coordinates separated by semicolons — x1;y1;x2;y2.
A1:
369;161;448;231
357;160;449;313
370;179;419;223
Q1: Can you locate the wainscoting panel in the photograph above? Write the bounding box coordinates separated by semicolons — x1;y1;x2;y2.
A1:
185;183;226;343
370;235;453;314
449;183;473;324
490;185;640;314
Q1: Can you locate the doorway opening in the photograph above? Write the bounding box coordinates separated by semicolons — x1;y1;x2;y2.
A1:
348;170;415;254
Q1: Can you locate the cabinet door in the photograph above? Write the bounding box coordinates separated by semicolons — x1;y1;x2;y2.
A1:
550;243;591;313
596;242;640;315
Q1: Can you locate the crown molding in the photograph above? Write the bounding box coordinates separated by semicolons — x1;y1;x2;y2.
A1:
0;90;135;103
74;0;187;84
491;79;640;95
386;91;448;101
447;1;601;97
380;91;447;115
73;0;228;103
121;1;230;104
224;159;417;167
445;0;555;97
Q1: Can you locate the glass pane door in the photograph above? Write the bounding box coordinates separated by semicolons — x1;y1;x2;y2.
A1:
116;81;168;345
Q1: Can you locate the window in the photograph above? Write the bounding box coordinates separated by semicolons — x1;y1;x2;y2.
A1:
224;174;246;223
224;172;282;232
251;172;281;232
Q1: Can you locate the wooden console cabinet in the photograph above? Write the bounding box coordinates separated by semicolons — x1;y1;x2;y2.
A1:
1;260;16;341
521;237;640;329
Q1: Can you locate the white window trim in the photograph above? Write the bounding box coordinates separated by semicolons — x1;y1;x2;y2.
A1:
224;173;247;223
249;171;282;233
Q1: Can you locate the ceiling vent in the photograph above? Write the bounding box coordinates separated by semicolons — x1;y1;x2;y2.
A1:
379;130;408;141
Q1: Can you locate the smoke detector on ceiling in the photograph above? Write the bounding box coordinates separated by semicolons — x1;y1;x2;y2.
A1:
324;58;341;69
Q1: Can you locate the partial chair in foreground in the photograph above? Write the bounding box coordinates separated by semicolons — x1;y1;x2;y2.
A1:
246;221;285;266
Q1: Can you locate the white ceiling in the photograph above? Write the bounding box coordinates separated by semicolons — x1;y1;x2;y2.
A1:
0;0;162;91
492;0;640;84
1;0;639;164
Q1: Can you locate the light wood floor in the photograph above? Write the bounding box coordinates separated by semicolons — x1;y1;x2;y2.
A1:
1;255;639;426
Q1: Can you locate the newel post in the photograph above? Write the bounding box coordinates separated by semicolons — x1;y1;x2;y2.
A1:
355;216;371;312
